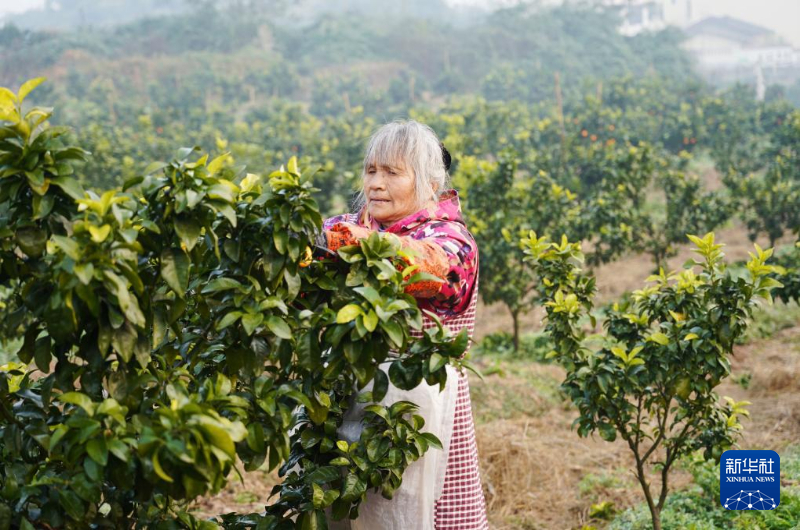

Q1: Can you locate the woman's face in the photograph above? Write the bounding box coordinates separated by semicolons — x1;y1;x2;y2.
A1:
364;159;420;227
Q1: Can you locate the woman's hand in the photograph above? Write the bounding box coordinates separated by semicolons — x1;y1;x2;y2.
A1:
312;221;449;299
310;222;371;260
325;222;373;253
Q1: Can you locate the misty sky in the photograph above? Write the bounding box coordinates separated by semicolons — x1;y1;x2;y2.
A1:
1;0;799;47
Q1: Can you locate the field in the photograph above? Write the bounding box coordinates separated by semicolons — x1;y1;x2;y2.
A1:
2;2;800;529
185;211;800;529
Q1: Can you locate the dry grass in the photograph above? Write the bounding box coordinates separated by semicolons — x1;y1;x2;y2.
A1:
467;217;800;528
470;322;800;529
469;356;691;529
719;325;800;450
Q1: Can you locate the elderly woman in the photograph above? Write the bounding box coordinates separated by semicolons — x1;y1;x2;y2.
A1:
317;120;488;530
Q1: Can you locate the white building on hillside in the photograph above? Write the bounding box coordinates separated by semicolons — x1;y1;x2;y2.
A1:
596;1;800;94
597;0;694;36
683;16;800;93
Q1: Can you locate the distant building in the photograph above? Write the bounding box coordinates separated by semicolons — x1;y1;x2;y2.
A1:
683;16;800;94
594;2;800;96
597;0;693;36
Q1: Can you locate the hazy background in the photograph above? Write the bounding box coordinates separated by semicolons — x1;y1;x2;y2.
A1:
3;0;799;46
1;0;797;209
450;0;800;46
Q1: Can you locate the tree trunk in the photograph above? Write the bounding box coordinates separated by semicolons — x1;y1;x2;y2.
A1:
511;309;520;352
635;461;662;530
650;510;662;530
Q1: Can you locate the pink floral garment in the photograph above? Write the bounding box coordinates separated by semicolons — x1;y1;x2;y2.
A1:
323;189;489;529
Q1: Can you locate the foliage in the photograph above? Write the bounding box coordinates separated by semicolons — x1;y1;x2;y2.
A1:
770;242;800;305
523;231;782;530
726;160;800;247
454;151;581;350
721;110;800;247
0;79;469;528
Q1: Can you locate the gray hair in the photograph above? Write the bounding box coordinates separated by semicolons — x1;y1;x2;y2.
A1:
351;119;451;215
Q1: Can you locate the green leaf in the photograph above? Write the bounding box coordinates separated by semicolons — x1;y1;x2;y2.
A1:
174;216;202;252
284;268;301;300
299;511;323;530
241;313;264;336
366;438;387;462
323;489;340;508
122;175;144;191
265;315;292;340
362;310;378;332
104;270;145;328
34;336;51;372
74;263;95;285
611;347;628;361
72;472;100;504
428;353;446;373
354;286;380;304
337;304;363;324
246;423;265;453
112;322;137;363
32;193;55;219
108;439;129;462
312;483;339;509
341;473;367;502
195;418;239;458
49;425;68;449
419;432;442;450
53;236;81;261
381;319;403;348
273;230;288;254
88;224;111;243
201;277;244;294
598;422;617;442
134;334;151;368
297;330;320;369
0;86;17;117
18;77;45;103
647;332;669;346
143;161;168;176
152;448;173;483
59;392;95;416
86;438;108;466
207;152;230;174
15;227;47;258
372;369;389;402
217;311;243;330
284;389;313;410
58;489;85;520
160;248;190;297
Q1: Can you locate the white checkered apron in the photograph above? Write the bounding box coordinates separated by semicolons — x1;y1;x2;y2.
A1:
410;275;489;530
